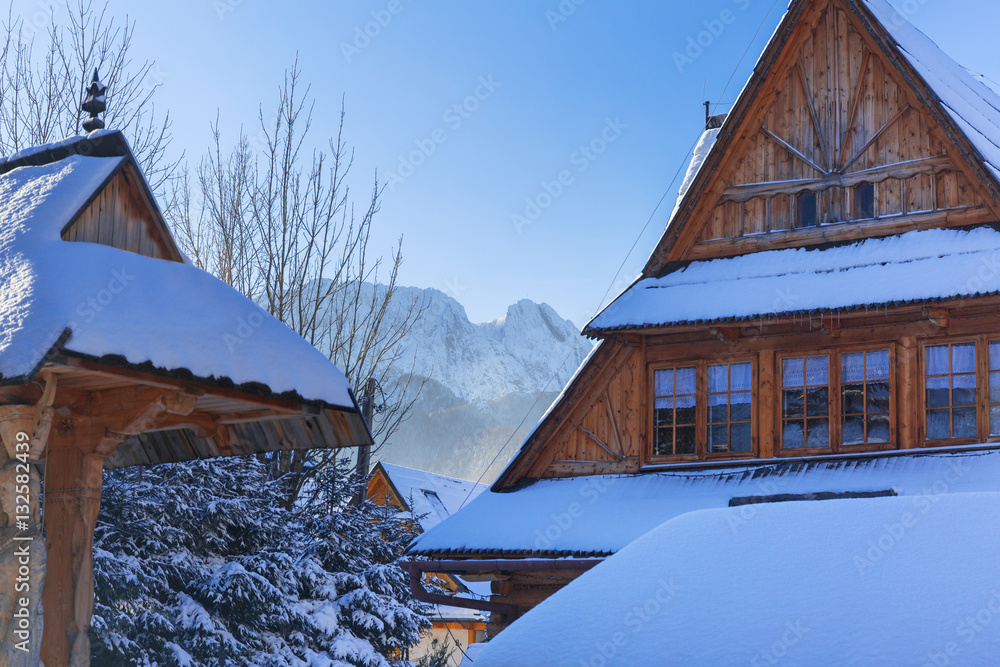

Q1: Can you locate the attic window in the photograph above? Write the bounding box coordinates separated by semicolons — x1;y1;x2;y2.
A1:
796;191;818;228
853;182;875;219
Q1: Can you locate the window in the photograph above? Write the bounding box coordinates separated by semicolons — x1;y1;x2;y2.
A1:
653;367;696;457
853;182;875;219
925;342;977;440
991;341;1000;436
708;362;753;453
796;191;818;228
781;356;830;449
651;361;754;460
841;350;890;446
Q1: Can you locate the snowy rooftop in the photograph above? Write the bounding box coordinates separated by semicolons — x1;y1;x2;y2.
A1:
471;491;1000;666
588;226;1000;332
0;147;354;408
410;447;1000;557
375;462;487;533
863;0;1000;183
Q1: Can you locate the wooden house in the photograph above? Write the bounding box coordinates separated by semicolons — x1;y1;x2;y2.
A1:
367;462;488;659
0;124;370;665
406;0;1000;637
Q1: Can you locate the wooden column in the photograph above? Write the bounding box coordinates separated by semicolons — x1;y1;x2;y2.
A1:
0;380;53;666
40;445;104;667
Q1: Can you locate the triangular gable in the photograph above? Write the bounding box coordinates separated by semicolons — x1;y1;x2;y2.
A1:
642;0;1000;276
62;160;183;262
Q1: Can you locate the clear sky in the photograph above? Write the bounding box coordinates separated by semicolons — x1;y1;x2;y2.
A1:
12;0;1000;326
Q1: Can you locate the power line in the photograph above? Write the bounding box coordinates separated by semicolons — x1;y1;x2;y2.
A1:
459;0;788;507
712;0;783;115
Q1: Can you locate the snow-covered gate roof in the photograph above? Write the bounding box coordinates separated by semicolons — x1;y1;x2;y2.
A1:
0;131;371;464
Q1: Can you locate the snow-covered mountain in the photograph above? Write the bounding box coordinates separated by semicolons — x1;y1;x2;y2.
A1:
375;287;594;483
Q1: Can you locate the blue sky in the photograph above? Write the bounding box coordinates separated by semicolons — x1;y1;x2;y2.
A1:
13;0;1000;326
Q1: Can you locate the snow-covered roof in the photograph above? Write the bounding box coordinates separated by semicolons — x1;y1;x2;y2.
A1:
471;490;1000;666
410;447;1000;557
588;226;1000;332
375;462;487;533
0;143;354;408
863;0;1000;183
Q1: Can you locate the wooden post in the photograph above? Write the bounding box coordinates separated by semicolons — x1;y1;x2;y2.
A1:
351;378;377;505
0;379;54;666
40;445;104;667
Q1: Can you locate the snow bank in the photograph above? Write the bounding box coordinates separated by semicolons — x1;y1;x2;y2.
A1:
589;227;1000;331
474;492;1000;666
410;448;1000;556
0;154;354;407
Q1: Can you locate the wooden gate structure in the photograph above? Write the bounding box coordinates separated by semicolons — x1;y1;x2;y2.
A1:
0;122;371;664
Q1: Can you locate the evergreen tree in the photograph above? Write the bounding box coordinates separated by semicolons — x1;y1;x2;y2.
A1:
90;456;429;666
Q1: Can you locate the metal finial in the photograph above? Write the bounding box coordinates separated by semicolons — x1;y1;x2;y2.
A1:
81;68;107;133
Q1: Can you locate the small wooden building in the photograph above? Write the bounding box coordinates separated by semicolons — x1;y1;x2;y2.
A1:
0;129;370;665
407;0;1000;636
367;462;488;657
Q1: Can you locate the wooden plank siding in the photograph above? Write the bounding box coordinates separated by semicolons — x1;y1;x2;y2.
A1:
62;164;178;262
520;300;1000;481
638;0;1000;277
692;2;983;254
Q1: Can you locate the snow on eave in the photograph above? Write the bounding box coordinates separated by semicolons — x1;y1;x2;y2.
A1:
858;0;1000;188
587;225;1000;333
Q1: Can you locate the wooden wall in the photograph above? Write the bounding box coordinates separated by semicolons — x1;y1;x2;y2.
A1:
679;0;989;261
526;302;1000;480
62;165;178;261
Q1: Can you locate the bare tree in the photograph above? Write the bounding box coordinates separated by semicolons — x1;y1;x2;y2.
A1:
0;0;177;193
173;62;425;507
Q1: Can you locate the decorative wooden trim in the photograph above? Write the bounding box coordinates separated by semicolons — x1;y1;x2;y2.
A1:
685;205;994;261
796;61;832;171
761;127;827;176
721;156;952;202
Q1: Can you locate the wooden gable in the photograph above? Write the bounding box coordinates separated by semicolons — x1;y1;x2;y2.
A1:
61;161;183;262
645;0;1000;273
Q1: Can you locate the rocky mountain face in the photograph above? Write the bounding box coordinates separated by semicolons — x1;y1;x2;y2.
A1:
375;287;593;484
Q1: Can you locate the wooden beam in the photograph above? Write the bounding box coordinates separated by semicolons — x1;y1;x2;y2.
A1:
841;104;910;173
49;356;312;416
924;307;950;328
722;156;952;202
602;390;626;458
41;447;104;666
545;459;641;477
578;425;624;462
837;50;872;170
686;205;994;261
796;61;832;171
760;128;827;176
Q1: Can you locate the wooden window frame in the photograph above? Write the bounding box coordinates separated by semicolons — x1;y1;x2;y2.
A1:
988;340;1000;439
776;345;897;457
650;365;698;459
839;348;893;449
647;358;757;464
919;337;990;447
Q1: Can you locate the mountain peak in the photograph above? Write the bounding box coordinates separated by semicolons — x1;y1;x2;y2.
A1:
389;285;592;403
